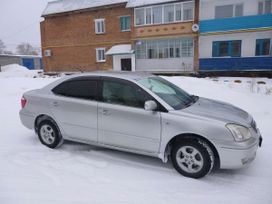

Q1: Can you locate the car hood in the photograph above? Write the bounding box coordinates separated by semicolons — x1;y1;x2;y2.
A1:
172;97;252;126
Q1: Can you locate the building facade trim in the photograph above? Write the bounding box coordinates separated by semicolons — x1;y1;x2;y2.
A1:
200;13;272;33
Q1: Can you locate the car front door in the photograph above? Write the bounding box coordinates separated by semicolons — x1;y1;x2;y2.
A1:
98;77;161;154
50;77;98;143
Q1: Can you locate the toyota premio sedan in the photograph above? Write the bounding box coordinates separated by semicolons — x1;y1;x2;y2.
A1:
19;72;262;178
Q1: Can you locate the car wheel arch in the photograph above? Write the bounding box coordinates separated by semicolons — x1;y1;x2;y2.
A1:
34;115;61;135
164;133;220;169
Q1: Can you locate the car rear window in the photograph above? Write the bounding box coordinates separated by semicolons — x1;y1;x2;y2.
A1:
52;79;97;100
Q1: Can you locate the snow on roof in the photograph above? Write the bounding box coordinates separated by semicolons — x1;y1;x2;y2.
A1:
105;44;134;55
0;54;41;58
42;0;184;16
126;0;181;8
42;0;128;16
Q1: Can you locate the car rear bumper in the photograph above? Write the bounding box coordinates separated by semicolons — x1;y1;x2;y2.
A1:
19;110;35;130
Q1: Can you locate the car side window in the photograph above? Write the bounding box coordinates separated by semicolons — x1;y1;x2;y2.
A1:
102;80;147;108
52;80;97;100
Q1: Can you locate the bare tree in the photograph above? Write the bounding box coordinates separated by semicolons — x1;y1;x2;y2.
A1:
16;43;38;55
0;39;6;54
3;50;13;55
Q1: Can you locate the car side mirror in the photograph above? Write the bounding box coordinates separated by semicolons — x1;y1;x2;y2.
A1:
144;100;158;111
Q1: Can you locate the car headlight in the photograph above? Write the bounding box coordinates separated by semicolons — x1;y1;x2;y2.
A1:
226;124;252;142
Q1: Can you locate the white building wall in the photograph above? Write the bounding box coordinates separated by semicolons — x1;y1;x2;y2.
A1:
199;30;272;58
200;0;260;20
136;58;194;72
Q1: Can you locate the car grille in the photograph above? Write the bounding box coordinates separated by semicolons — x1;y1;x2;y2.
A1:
251;120;257;132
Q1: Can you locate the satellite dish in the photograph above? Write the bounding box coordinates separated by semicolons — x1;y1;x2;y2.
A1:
192;24;199;32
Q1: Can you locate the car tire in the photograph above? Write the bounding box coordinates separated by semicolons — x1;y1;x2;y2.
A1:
37;120;63;149
171;139;214;178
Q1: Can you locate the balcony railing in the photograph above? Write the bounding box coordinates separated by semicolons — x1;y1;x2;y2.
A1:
200;14;272;33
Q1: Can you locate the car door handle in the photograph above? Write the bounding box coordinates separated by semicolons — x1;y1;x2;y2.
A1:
52;101;59;107
101;109;111;116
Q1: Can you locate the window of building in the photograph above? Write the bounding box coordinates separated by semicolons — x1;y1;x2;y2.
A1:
183;2;194;20
135;38;193;59
212;40;242;57
135;8;145;25
164;4;175;23
135;1;194;26
215;4;243;19
258;0;272;14
96;48;106;62
235;4;243;16
256;39;271;56
146;7;152;24
95;19;105;34
120;16;131;31
52;79;97;100
175;3;182;21
153;6;163;24
182;39;194;57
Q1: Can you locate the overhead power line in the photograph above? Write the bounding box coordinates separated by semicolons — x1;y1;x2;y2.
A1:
0;20;41;40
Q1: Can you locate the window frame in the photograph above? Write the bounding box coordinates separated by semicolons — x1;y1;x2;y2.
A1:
100;77;151;109
212;40;242;58
120;15;131;32
96;48;106;62
134;1;194;27
95;18;105;34
214;3;244;19
255;38;271;56
99;77;167;112
52;77;99;101
258;0;272;14
135;38;194;59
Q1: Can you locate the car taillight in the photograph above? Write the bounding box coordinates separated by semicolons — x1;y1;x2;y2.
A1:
21;96;27;109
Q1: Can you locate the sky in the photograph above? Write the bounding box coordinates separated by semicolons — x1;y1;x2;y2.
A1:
0;0;53;53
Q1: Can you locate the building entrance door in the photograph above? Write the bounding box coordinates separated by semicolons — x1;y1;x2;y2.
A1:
121;58;132;71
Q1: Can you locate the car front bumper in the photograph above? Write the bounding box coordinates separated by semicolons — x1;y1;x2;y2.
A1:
218;131;262;169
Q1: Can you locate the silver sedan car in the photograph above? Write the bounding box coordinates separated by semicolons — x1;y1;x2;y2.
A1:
19;72;262;178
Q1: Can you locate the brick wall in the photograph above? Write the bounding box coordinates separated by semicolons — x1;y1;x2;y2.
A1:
41;4;133;72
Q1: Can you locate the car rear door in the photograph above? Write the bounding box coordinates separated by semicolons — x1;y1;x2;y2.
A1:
50;77;98;143
97;77;161;153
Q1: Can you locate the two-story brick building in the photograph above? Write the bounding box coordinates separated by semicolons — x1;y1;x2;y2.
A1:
41;0;199;73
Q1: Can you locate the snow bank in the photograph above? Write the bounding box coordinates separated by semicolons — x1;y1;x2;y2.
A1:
1;64;29;72
207;77;272;95
0;64;43;78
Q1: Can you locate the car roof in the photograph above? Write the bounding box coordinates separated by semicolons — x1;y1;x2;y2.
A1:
66;71;154;81
41;71;155;92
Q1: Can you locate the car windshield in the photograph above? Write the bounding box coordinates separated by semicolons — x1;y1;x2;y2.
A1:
138;76;198;110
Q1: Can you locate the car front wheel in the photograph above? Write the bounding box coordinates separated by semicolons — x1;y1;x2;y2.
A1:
171;139;214;178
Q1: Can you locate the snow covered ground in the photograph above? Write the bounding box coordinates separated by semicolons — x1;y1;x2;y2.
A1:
0;65;272;204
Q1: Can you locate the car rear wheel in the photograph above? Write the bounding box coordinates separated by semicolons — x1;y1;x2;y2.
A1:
171;139;214;178
37;120;63;149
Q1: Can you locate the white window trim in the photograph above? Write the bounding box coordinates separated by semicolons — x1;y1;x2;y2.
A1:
95;18;105;34
96;48;106;62
134;1;194;27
